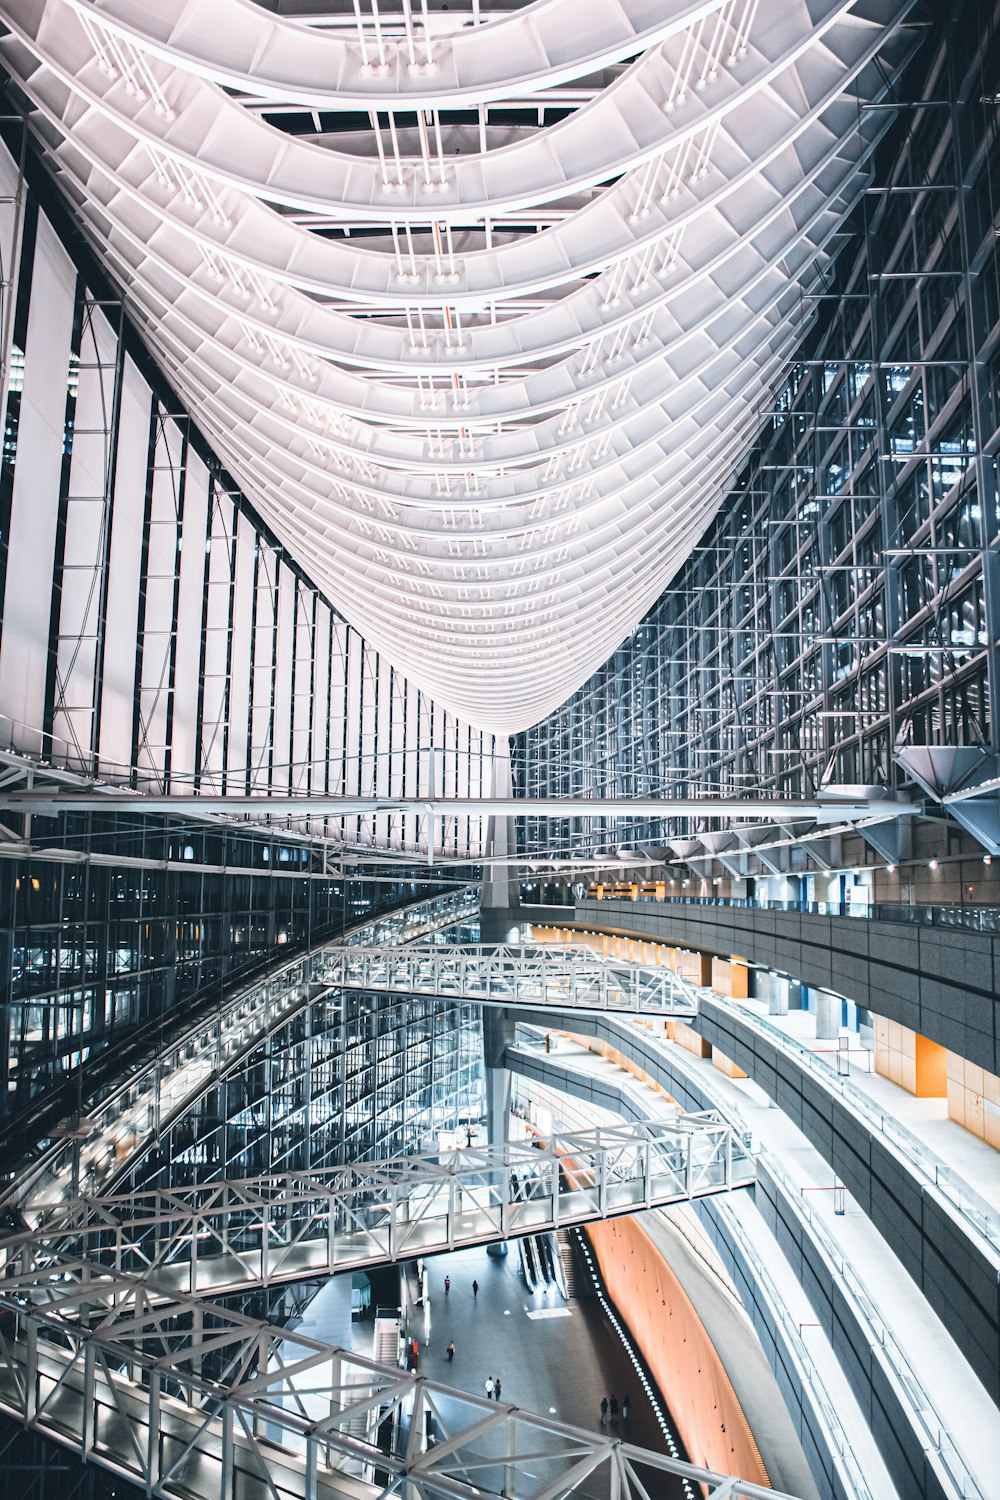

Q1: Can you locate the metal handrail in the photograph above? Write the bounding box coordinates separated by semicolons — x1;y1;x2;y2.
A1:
586;892;1000;933
760;1155;986;1500
526;1018;986;1500
704;993;1000;1257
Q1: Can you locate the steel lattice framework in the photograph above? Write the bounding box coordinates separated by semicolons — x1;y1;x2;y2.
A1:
6;886;480;1215
0;1251;790;1500
3;1121;753;1295
0;0;915;731
316;941;700;1015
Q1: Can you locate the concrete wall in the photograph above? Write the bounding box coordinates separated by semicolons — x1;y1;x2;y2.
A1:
574;898;1000;1075
693;1196;856;1500
508;1017;998;1494
506;1042;854;1500
585;1214;771;1486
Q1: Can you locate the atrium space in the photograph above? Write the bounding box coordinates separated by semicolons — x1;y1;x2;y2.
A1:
0;3;999;1500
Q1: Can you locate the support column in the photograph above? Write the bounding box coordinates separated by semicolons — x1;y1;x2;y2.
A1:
767;976;789;1017
479;739;521;945
815;991;841;1041
479;740;518;1146
483;1007;514;1145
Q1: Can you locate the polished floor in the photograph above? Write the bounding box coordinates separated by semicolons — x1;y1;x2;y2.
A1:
414;1238;688;1489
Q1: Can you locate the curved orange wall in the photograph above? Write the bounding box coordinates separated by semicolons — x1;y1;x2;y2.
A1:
586;1215;770;1487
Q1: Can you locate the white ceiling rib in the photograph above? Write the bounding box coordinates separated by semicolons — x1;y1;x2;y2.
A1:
0;0;914;732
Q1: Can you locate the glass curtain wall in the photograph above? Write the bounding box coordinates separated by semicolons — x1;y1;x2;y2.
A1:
514;2;1000;864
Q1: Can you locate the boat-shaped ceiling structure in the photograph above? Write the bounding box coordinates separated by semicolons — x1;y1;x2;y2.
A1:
0;0;914;732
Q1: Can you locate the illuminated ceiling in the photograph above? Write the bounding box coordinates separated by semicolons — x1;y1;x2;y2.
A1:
1;0;913;732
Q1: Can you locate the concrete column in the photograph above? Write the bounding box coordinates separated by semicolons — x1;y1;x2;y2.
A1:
815;991;841;1040
482;1007;515;1145
479;739;520;945
767;976;789;1017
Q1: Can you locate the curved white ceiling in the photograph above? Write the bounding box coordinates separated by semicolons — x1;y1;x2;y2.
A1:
0;0;914;733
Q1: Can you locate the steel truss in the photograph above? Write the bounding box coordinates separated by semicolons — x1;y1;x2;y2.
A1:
514;3;1000;868
317;943;700;1017
0;1247;790;1500
9;921;711;1216
4;1121;752;1297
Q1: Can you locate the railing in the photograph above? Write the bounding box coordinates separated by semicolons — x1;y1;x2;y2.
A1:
760;1156;986;1500
585;892;1000;933
514;1039;875;1500
0;1252;798;1500
517;1023;986;1500
703;993;1000;1258
3;887;480;1214
710;1196;878;1500
314;941;701;1016
4;1122;754;1297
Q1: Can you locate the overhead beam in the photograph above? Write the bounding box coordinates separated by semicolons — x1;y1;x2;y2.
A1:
0;791;920;822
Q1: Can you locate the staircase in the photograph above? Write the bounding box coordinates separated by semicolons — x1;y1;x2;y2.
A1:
555;1230;577;1298
374;1313;401;1365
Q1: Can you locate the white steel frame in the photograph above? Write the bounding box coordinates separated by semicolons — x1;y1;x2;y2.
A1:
5;1121;753;1296
0;0;917;731
0;1252;796;1500
316;942;700;1016
4;887;480;1214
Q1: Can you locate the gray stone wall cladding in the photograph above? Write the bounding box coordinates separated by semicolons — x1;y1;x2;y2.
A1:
693;1197;854;1500
509;1021;979;1494
753;1162;951;1500
694;999;1000;1408
575;899;1000;1075
506;1037;852;1500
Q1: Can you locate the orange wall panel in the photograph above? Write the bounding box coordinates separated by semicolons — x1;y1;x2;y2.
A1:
914;1033;947;1098
586;1216;770;1488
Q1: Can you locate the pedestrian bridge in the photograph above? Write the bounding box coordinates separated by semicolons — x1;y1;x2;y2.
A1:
5;1119;752;1299
0;1245;794;1500
316;942;700;1017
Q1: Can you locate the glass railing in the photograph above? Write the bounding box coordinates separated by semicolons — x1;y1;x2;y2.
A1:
708;1197;878;1500
584;892;1000;933
518;1013;982;1497
761;1156;986;1500
705;994;1000;1256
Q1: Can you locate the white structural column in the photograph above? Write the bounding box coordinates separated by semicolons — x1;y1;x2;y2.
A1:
0;0;916;732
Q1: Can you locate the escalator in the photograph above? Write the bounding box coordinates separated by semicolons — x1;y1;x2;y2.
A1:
509;1166;566;1297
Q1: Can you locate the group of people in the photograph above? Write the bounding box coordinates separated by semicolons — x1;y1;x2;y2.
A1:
600;1393;631;1426
443;1275;478;1297
438;1271;634;1429
443;1274;479;1367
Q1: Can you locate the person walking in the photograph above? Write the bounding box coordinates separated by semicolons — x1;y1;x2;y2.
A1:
621;1394;631;1424
494;1376;502;1401
447;1341;455;1362
600;1396;609;1425
472;1279;479;1299
609;1394;619;1426
444;1275;451;1294
485;1376;494;1400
